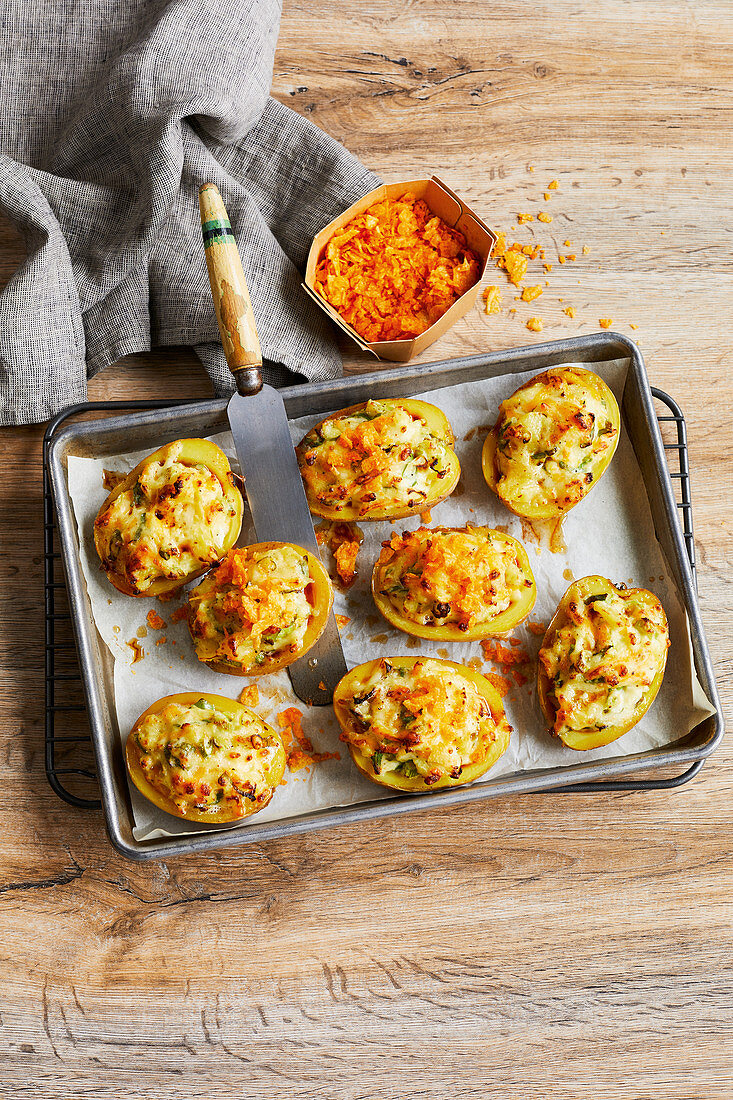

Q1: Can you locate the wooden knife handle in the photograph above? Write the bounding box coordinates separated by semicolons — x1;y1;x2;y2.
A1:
198;183;263;396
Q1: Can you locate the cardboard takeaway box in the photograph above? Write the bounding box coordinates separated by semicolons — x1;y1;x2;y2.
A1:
303;176;497;363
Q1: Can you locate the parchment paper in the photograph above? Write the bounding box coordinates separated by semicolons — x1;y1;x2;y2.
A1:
67;359;716;840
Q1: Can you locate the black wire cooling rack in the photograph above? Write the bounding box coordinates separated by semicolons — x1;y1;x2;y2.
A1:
42;388;703;810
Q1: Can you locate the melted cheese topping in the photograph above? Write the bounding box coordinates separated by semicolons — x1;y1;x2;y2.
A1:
375;526;532;629
133;699;282;817
539;587;669;737
189;545;313;670
95;442;236;593
493;369;618;513
340;658;500;784
298;400;453;516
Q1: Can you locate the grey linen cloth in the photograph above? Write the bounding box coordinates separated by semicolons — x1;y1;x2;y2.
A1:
0;0;380;426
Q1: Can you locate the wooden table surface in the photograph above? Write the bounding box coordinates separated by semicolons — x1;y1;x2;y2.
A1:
1;2;731;1096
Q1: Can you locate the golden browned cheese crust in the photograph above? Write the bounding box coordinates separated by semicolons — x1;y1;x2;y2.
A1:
297;400;454;517
539;585;669;738
493;368;618;514
189;544;313;671
132;698;283;818
338;657;503;784
94;441;237;594
374;526;533;631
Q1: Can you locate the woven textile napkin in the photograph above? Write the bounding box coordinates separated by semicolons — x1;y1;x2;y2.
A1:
0;0;380;426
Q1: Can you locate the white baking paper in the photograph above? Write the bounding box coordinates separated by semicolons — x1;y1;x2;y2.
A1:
66;359;716;841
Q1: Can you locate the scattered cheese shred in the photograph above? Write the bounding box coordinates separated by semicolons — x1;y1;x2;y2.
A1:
599;317;613;329
277;707;340;773
521;285;543;302
543;192;551;201
170;605;189;623
335;614;351;629
548;179;558;189
526;317;544;332
526;620;547;636
563;306;577;319
582;245;590;255
517;213;534;224
482;285;502;314
146;609;166;630
537;212;552;223
238;685;260;707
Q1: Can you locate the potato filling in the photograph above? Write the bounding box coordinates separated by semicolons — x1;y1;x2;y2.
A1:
94;442;236;593
540;586;669;737
339;657;501;784
189;545;313;670
297;400;452;517
375;526;532;630
133;698;282;817
493;368;618;513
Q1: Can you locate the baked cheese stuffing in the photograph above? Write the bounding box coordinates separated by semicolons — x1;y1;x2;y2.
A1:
297;400;454;518
492;368;618;514
374;526;533;632
132;697;283;818
189;545;313;671
338;657;506;785
94;441;237;594
539;586;669;738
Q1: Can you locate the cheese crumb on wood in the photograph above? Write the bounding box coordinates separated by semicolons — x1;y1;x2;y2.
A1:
526;317;544;332
537;212;552;223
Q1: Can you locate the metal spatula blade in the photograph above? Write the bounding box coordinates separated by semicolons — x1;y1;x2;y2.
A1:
199;183;347;704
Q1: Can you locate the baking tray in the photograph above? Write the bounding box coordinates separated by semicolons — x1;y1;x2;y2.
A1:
45;333;725;860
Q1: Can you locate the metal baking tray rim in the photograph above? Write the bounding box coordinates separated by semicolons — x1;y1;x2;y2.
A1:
46;332;725;861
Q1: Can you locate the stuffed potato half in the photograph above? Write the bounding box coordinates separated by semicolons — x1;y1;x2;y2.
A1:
333;656;511;792
296;398;460;521
188;542;333;676
482;367;620;520
126;692;286;823
94;438;243;596
372;525;536;640
538;576;669;750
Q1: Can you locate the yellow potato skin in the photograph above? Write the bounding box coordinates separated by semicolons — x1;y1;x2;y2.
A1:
125;691;286;823
538;576;669;750
482;367;620;520
333;656;511;792
296;398;461;521
94;438;243;597
187;542;334;676
371;525;536;641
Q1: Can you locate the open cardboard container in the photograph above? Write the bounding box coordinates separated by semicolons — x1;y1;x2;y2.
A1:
303;176;497;363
